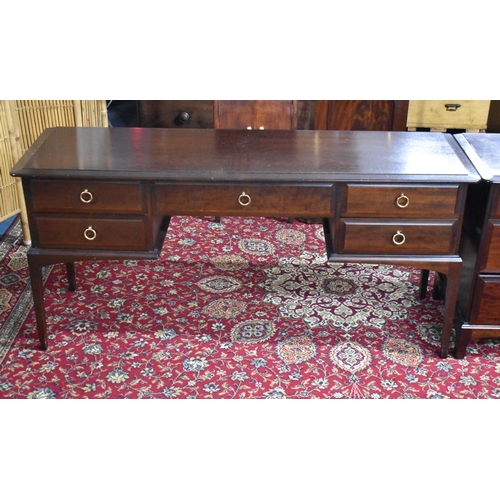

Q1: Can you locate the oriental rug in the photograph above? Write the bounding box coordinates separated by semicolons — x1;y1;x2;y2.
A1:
1;215;500;399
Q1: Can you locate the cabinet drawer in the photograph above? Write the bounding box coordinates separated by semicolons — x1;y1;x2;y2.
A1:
341;184;459;217
153;183;333;217
337;219;458;254
31;180;145;214
479;221;500;272
491;186;500;219
407;100;490;129
471;275;500;325
35;216;150;250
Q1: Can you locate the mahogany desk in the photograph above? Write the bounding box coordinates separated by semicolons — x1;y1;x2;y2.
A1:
10;127;480;357
453;133;500;357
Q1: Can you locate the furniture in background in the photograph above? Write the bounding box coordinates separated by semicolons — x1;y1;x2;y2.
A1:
453;133;500;357
314;100;409;131
407;100;491;132
11;127;480;357
137;100;214;129
126;100;500;133
0;100;108;245
136;101;408;132
214;100;297;130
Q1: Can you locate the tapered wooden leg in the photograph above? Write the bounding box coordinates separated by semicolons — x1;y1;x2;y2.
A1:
419;269;430;299
27;253;48;350
439;262;461;358
432;272;445;300
454;326;472;359
66;262;76;291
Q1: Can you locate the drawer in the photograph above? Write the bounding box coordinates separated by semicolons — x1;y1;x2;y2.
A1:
479;221;500;272
491;186;500;219
138;100;215;128
341;184;460;217
407;100;490;129
471;275;500;325
153;183;333;217
31;180;146;214
337;219;458;255
34;216;151;250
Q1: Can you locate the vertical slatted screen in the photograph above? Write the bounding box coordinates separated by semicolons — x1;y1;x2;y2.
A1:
0;101;20;221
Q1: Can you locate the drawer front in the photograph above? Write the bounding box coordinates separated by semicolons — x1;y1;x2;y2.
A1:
479;221;500;272
138;100;215;128
490;186;500;219
338;219;458;255
35;216;150;250
341;184;459;217
31;180;145;214
407;100;490;129
471;275;500;325
154;183;333;217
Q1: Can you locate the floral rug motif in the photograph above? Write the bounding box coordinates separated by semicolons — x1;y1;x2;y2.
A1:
1;215;500;399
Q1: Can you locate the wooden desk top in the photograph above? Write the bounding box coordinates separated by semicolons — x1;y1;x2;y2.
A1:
455;133;500;182
11;127;480;184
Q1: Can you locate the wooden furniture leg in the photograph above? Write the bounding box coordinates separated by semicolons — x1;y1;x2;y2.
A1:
432;272;445;300
27;253;48;350
454;327;472;359
439;262;462;358
66;262;76;291
419;269;430;298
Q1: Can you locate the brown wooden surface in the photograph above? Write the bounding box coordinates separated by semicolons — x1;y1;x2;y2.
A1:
491;187;500;218
486;101;500;132
11;127;479;183
36;216;150;250
470;276;500;324
341;184;460;217
479;222;500;272
315;100;409;131
137;100;316;130
453;134;500;358
338;219;458;255
11;127;480;357
214;100;297;130
31;180;146;214
153;183;333;217
138;100;214;128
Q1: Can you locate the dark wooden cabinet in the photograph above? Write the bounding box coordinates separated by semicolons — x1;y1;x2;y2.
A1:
138;100;214;129
454;133;500;357
136;101;407;132
214;100;297;130
315;100;409;131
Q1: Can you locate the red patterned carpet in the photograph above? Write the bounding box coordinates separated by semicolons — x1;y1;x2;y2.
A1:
1;214;500;399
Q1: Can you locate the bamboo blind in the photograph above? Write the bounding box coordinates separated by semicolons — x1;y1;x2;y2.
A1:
0;100;108;242
11;100;108;156
0;101;19;222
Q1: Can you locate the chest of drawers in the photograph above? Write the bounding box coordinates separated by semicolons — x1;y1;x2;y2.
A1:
331;183;464;256
453;134;500;357
11;127;479;357
407;100;491;132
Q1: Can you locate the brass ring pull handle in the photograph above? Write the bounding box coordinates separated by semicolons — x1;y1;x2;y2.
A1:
392;230;406;246
238;192;251;206
396;193;410;208
84;226;97;241
80;189;93;203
